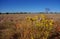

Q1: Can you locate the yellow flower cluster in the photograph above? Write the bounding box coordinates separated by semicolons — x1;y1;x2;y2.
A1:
26;14;54;39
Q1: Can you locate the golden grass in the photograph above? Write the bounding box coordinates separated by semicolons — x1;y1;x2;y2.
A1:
0;14;60;39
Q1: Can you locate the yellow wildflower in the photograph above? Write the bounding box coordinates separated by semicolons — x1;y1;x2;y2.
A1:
49;19;54;26
46;24;49;27
49;22;53;26
35;21;40;26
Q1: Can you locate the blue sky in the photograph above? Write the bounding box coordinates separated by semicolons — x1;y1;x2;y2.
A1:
0;0;60;12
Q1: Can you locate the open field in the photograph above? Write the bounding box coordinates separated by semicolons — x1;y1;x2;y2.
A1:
0;14;60;39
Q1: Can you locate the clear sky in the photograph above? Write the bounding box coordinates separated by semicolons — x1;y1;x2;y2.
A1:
0;0;60;13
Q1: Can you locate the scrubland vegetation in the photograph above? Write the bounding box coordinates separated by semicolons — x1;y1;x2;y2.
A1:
0;13;60;39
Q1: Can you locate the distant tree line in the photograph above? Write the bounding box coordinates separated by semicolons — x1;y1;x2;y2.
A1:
0;12;60;14
0;12;29;14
